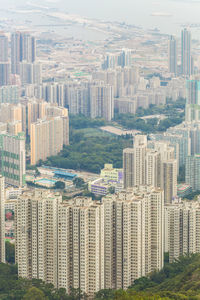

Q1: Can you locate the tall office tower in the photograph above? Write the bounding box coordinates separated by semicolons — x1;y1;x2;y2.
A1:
15;191;62;285
19;62;42;86
185;79;200;122
123;135;147;188
16;193;104;297
90;84;114;121
0;86;19;104
0;63;10;86
186;154;200;191
162;160;177;204
0;176;5;263
103;186;164;290
11;32;36;74
168;35;177;75
30;115;69;165
0;132;26;187
0;33;8;62
181;28;191;76
165;200;200;262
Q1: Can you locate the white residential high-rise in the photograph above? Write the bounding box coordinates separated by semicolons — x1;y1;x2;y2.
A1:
58;197;104;296
89;84;114;121
123;136;177;203
103;186;164;290
162;160;177;204
16;193;104;297
165;199;200;262
15;190;62;286
30;115;69;165
123;135;147;188
16;188;164;296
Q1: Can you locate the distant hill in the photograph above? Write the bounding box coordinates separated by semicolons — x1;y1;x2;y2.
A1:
95;254;200;299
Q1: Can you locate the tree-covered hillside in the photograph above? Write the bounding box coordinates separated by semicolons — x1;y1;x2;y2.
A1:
2;254;200;299
95;254;200;300
0;263;86;300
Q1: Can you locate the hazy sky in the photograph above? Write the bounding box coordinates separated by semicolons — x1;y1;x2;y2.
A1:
1;0;200;37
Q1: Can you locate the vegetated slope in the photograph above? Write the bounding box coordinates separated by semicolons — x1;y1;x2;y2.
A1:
95;254;200;299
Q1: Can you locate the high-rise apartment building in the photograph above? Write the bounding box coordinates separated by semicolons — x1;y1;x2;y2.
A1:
30;115;69;165
151;130;190;167
0;103;26;133
15;190;62;286
90;84;114;121
0;34;8;62
16;188;164;296
118;49;132;68
16;192;104;297
20;33;36;63
0;63;10;86
123;135;147;188
0;132;26;187
186;154;200;191
0;86;19;104
165;199;200;262
11;32;36;74
0;176;5;263
168;35;177;75
102;53;117;70
185;79;200;122
181;28;191;76
103;186;164;290
123;136;177;203
19;62;42;86
11;32;21;75
162;160;177;204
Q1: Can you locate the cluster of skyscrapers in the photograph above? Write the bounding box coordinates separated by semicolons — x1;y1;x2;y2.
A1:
1;23;200;300
0;32;41;88
14;186;164;297
169;28;193;77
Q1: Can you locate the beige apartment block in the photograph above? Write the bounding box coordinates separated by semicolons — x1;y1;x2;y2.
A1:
16;188;164;296
123;136;177;203
165;199;200;262
103;186;164;290
16;193;104;297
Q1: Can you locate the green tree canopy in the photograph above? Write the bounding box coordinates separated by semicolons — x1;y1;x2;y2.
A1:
23;287;47;300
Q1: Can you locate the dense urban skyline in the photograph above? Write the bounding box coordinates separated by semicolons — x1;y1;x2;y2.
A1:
1;0;200;299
